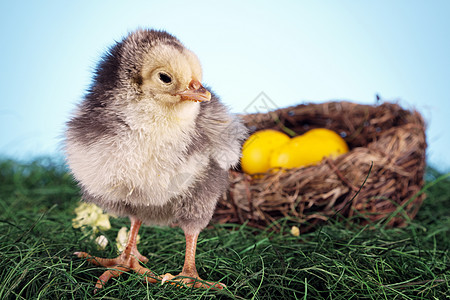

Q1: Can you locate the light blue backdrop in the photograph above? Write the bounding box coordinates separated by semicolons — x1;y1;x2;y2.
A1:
1;1;449;171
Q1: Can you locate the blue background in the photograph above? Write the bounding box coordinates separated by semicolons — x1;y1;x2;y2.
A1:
1;1;449;171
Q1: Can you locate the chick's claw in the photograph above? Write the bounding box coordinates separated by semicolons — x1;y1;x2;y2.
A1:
74;250;157;293
94;266;128;294
74;251;126;267
160;272;226;290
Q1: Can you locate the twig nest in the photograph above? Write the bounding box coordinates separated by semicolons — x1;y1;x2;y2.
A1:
214;101;426;232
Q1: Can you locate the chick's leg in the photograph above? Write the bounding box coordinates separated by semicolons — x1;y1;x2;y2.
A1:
75;217;157;293
161;231;225;290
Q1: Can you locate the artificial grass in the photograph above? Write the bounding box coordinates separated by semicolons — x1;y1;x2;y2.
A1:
0;158;449;299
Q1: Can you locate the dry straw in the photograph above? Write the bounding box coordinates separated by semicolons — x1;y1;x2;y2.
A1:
214;101;427;232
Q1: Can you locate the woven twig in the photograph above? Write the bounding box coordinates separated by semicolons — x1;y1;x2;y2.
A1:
214;101;427;232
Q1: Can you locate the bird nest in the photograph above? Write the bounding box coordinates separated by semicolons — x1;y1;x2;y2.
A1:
214;101;427;232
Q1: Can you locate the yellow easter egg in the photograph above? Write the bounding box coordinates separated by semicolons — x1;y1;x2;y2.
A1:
269;129;349;169
241;129;291;175
304;128;348;151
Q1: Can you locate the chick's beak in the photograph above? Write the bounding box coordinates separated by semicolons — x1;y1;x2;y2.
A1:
176;80;211;102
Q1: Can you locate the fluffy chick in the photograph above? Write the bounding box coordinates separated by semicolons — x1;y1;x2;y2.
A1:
65;29;246;292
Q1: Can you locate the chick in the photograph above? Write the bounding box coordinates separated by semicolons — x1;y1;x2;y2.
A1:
65;29;246;292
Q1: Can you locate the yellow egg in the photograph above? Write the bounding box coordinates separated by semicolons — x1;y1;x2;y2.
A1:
241;129;291;174
269;129;349;169
299;128;349;157
304;128;348;149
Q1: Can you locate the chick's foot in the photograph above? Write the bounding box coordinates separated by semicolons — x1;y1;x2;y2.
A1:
74;218;157;293
160;231;225;290
160;272;225;290
75;250;157;293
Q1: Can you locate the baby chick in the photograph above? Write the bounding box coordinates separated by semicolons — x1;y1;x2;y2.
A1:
65;29;246;292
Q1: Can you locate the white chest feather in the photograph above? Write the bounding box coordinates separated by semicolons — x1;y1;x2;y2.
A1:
67;101;208;206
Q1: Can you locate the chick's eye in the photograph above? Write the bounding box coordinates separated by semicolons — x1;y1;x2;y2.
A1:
158;72;172;84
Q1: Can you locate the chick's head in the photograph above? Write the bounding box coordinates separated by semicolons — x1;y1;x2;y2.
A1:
118;29;211;106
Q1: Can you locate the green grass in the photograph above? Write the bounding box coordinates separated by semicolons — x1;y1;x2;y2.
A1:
0;158;449;299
